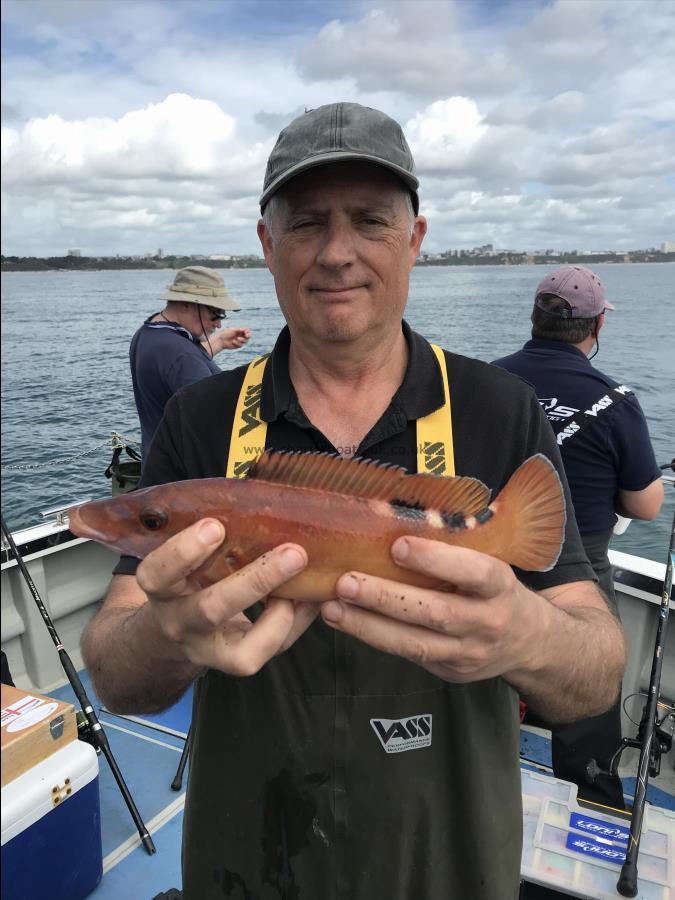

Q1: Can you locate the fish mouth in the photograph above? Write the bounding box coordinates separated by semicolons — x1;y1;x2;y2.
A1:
68;505;118;548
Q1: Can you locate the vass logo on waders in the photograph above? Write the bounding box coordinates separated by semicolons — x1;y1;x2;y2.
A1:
370;715;433;753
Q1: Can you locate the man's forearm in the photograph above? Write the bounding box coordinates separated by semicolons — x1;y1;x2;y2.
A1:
507;591;625;723
81;601;202;714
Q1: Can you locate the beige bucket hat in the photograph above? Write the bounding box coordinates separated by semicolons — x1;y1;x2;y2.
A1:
161;266;240;312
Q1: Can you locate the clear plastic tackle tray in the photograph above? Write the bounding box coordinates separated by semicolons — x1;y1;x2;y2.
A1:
521;767;674;899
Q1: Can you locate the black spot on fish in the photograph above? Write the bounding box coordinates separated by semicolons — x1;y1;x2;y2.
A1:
441;512;466;531
391;499;427;521
475;507;495;524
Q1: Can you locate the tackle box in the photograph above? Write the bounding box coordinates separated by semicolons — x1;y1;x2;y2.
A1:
521;766;675;899
1;709;102;899
1;683;78;786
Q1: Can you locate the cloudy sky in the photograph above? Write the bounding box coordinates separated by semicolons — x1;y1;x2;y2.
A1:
2;0;674;258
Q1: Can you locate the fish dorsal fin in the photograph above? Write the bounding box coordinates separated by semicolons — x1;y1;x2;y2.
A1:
247;451;408;499
247;451;490;514
393;473;491;516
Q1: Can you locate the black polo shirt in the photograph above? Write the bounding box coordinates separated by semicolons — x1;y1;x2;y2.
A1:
116;322;592;900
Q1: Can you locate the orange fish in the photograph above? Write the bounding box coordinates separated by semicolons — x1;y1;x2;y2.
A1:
68;451;566;600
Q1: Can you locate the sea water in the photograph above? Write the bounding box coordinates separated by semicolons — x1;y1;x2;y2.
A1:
1;263;673;562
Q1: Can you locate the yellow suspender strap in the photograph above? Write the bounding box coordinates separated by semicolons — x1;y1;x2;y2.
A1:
225;354;270;478
416;344;455;476
227;343;454;478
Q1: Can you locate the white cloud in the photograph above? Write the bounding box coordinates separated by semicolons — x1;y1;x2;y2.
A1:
3;95;239;181
406;98;488;172
1;93;276;255
296;2;516;99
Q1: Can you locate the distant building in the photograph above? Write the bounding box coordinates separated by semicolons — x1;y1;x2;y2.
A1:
157;248;164;259
661;240;675;253
208;254;232;261
67;249;81;257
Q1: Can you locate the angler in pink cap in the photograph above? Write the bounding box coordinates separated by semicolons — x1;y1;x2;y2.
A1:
494;264;663;810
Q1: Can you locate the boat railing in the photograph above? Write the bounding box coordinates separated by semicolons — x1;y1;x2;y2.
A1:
39;499;94;528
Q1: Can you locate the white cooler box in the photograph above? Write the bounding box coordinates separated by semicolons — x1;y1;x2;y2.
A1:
1;738;102;900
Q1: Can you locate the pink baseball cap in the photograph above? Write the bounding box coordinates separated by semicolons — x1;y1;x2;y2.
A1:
534;265;615;317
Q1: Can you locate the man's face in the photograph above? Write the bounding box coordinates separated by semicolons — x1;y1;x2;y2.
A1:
187;304;223;339
257;162;426;345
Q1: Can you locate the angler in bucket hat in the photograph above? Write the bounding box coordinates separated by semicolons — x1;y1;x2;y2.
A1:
129;265;251;460
85;102;625;900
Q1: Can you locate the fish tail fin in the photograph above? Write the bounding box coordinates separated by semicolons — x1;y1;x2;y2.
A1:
492;454;566;572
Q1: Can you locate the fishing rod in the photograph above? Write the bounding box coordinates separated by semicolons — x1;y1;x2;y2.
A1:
0;513;156;856
171;725;191;791
615;460;674;897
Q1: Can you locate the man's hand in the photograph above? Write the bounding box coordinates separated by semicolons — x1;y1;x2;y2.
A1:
321;535;624;721
322;536;535;683
212;327;252;353
136;518;317;676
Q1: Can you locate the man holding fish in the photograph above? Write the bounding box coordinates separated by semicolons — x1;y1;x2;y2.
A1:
78;103;626;899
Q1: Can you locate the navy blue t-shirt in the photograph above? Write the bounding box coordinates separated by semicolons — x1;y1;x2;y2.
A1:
130;317;220;459
493;339;660;533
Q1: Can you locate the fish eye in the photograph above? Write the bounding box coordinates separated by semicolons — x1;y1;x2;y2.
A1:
140;508;168;531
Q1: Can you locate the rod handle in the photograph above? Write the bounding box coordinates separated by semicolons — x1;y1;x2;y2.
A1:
617;864;638;897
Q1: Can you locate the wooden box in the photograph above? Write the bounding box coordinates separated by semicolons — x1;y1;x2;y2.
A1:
1;685;77;787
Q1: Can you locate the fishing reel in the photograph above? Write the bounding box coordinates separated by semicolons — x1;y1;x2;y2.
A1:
75;709;97;749
586;697;675;785
613;699;674;779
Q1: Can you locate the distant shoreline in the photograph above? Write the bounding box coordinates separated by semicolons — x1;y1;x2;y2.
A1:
2;252;674;273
